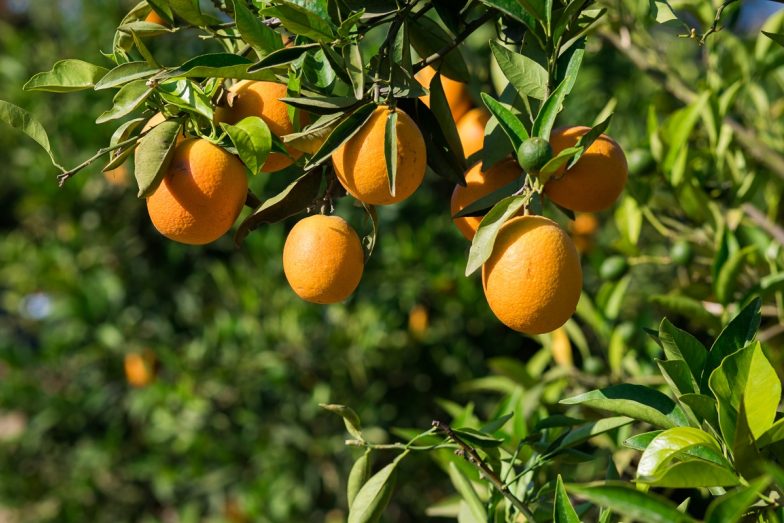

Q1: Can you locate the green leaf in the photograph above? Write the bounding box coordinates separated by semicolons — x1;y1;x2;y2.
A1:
280;95;359;115
360;202;378;260
561;384;688;429
762;30;784;48
263;4;336;42
102;117;146;171
640;459;739;488
659;318;707;386
249;44;320;72
554;475;580;523
429;73;465;166
452;178;524;219
704;476;771;523
234;170;322;246
24;59;108;93
702;298;761;394
229;0;283;57
678;393;719;430
94;61;159;90
568;482;696;523
347;451;372;510
133;120;182;198
489;41;547;101
531;45;583;138
118;20;174;36
305;103;376;169
480;93;528;151
650;294;721;331
157;78;213;120
348;454;405;523
650;0;678;24
447;462;487;523
715;245;757;305
709;341;781;442
658;359;698;396
662;92;708;176
554;417;634;452
566;113;613;169
758;418;784;447
451;427;504;448
409;16;469;82
162;53;272;80
221;116;272;176
0;100;61;169
636;427;722;479
319;404;364;441
343;43;365;100
169;0;207;26
732;398;763;478
539;146;581;176
624;431;663;451
96;79;152;124
464;195;528;276
384;110;398;197
478;0;536;31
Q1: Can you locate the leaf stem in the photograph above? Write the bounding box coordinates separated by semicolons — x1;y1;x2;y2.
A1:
413;10;495;72
432;420;536;521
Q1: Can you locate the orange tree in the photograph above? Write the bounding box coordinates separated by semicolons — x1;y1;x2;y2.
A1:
1;0;784;521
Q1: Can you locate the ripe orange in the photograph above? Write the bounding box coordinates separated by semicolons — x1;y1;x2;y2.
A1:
408;304;429;337
569;213;599;254
282;215;364;304
124;351;155;387
482;215;582;334
144;10;168;26
416;66;471;122
450;159;522;240
214;81;302;172
332;106;426;206
545;126;628;212
146;138;248;245
456;108;489;158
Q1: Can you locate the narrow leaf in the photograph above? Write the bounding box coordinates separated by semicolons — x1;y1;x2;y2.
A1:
384;110;398;196
531;45;584;138
348;451;372;509
480;93;529;150
0;100;60;168
320;403;364;441
24;59;108;92
221;116;272;175
134;120;182;197
465;195;528;276
554;475;580;523
94;61;159;90
569;482;696;523
704;476;771;523
489;41;548;100
305;103;376;169
96;79;152;124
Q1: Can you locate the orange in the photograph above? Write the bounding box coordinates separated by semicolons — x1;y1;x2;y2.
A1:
282;214;364;304
416;66;471;122
214;81;302;172
569;213;599;254
144;10;168;26
456;108;489;158
551;327;573;367
408;304;429;337
124;351;155;387
450;159;522;240
544;126;628;212
146;138;248;245
482;215;582;334
104;164;129;186
332;106;426;206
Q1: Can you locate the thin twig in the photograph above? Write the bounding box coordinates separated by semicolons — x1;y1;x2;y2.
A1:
433;420;536;521
741;203;784;247
699;0;740;46
57;134;143;186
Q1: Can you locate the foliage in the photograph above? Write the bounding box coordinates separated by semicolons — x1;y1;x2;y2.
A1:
0;0;783;522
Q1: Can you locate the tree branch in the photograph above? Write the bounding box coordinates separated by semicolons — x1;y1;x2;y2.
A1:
599;28;784;182
432;420;536;521
413;11;495;72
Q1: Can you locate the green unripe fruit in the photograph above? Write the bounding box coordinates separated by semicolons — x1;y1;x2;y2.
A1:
517;137;553;173
600;256;629;281
670;240;693;266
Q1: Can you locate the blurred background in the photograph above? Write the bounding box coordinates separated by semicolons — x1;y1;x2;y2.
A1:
0;1;783;521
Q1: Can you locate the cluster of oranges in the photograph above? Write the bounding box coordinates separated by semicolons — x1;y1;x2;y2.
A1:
138;65;627;335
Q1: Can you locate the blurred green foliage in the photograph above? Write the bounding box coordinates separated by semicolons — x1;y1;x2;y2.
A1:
0;0;782;522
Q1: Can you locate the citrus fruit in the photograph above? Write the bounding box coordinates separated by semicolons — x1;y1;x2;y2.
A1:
415;65;471;121
517;137;553;173
544;126;628;212
124;352;154;387
142;112;185;143
146;138;248;245
332;106;426;206
482;215;582;334
450;159;522;241
214;80;302;172
569;213;599;254
282;214;364;304
456;108;490;158
600;256;628;281
144;10;168;26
